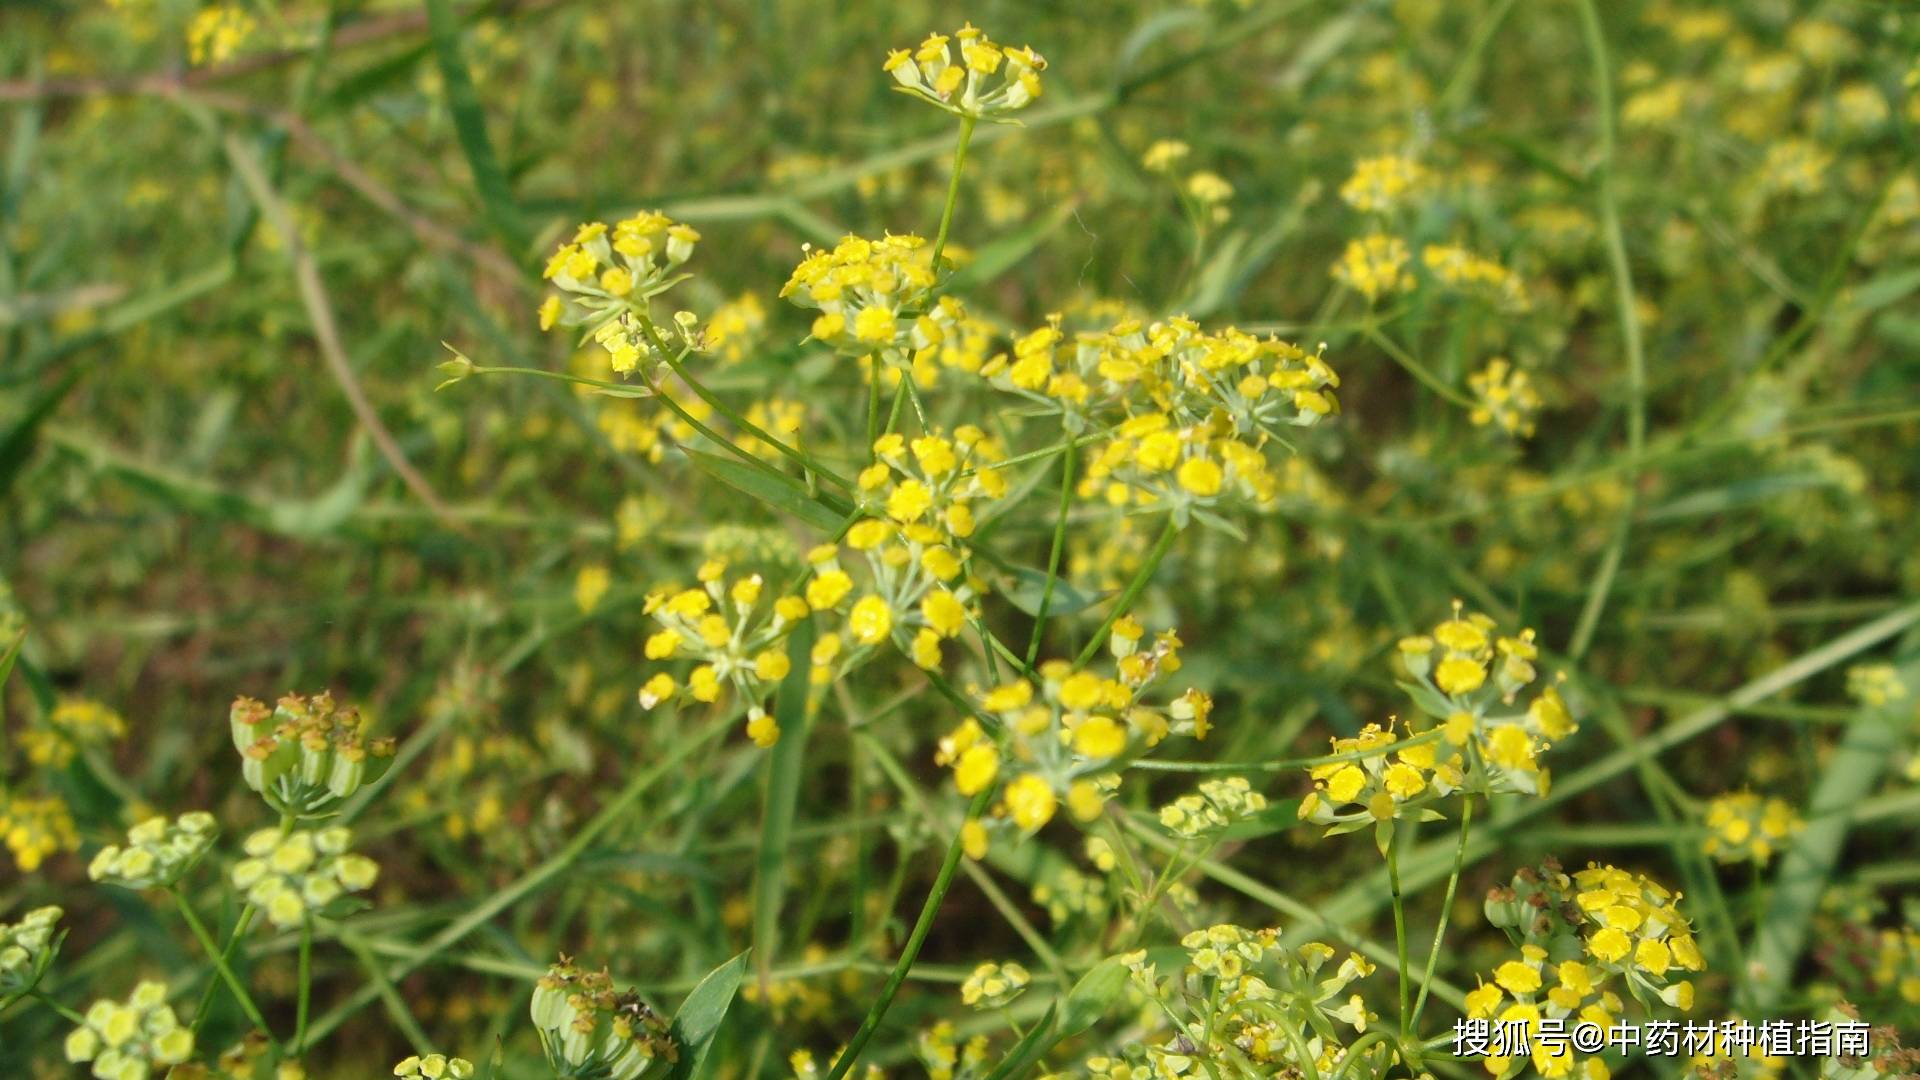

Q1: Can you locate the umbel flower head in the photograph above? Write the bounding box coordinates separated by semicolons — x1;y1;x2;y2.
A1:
540;213;702;369
0;905;64;1008
781;233;957;362
230;826;379;928
960;961;1030;1009
22;698;126;767
531;957;679;1079
229;692;395;818
63;980;194;1080
1393;603;1576;796
88;812;218;890
885;24;1046;119
0;790;79;871
1701;792;1803;865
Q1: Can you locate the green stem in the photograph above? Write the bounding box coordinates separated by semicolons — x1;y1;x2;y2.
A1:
29;988;87;1026
822;786;994;1080
294;921;313;1055
1387;830;1410;1035
1410;797;1473;1029
930;115;978;270
658;349;852;491
1025;440;1077;668
1073;515;1180;669
1360;325;1474;409
171;890;278;1046
867;352;882;458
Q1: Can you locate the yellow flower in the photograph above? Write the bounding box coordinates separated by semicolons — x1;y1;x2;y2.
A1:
1494;960;1541;994
1324;764;1366;804
1004;775;1057;830
1586;927;1631;964
953;744;1000;795
1176;457;1223;497
1072;715;1127;759
921;590;967;637
1434;656;1487;695
849;595;894;645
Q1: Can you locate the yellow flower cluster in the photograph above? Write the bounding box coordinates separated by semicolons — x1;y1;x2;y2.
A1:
87;812;218;890
393;1054;476;1079
186;5;255;66
1871;927;1920;1005
959;961;1030;1009
540;214;702;372
885;24;1047;119
1158;775;1269;839
1475;862;1705;1079
1701;792;1803;865
1339;154;1427;213
781;234;974;373
938;619;1209;836
914;1019;990;1080
63;980;194;1079
702;293;767;366
1468;358;1544;438
1396;605;1576;797
1846;663;1907;708
1114;925;1378;1076
1333;233;1414;301
636;559;811;747
22;698;126;767
230;826;380;928
1299;721;1464;843
1423;243;1529;310
987;316;1338;519
0;792;78;872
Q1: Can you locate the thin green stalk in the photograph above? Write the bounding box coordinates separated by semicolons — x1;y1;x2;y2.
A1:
823;786;994;1080
1568;0;1647;661
1025;440;1077;667
1073;515;1180;669
1361;325;1474;409
294;922;313;1055
189;902;259;1037
659;349;852;491
29;989;86;1025
930;115;977;270
1387;831;1410;1034
1410;798;1473;1028
171;891;277;1047
867;352;882;457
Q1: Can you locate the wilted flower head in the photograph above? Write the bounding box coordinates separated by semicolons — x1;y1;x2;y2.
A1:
89;812;218;890
531;957;679;1079
63;980;194;1079
229;692;394;818
230;826;379;928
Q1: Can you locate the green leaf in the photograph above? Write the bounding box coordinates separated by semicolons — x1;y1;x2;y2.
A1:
1058;956;1129;1037
0;629;24;730
979;1001;1058;1080
664;951;751;1080
754;624;816;989
1396;679;1456;721
1745;657;1918;1008
424;0;528;253
683;449;848;533
999;565;1107;618
0;370;81;501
